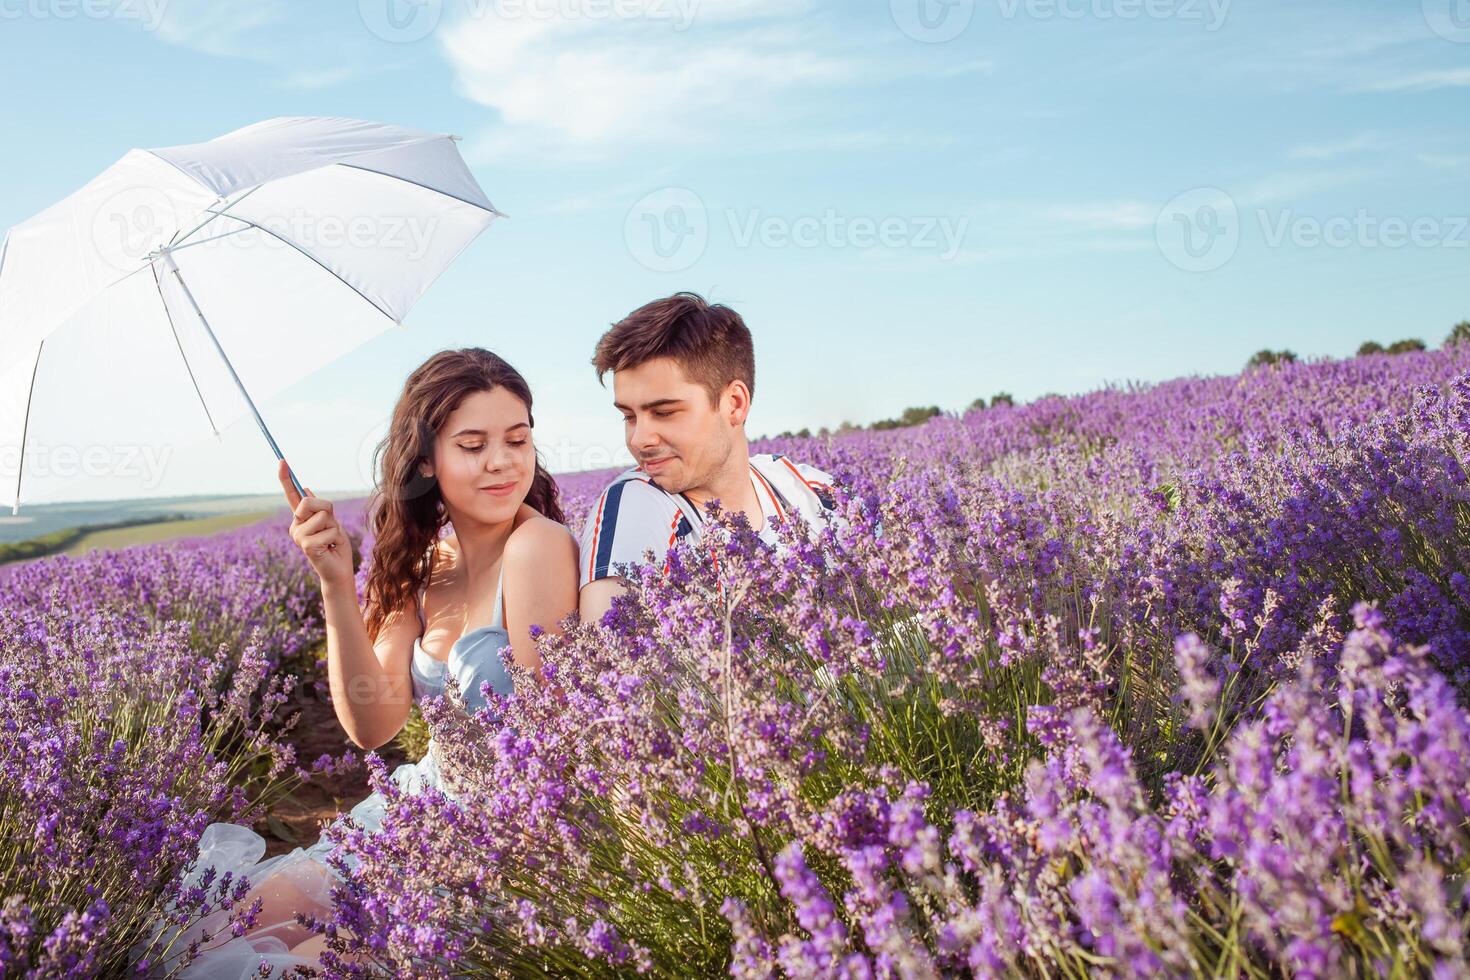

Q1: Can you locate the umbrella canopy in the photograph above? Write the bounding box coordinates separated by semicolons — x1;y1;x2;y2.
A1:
0;116;500;512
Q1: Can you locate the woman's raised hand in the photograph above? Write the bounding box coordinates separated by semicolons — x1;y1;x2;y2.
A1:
279;459;353;588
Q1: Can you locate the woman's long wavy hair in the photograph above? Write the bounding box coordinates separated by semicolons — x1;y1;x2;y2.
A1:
361;348;565;642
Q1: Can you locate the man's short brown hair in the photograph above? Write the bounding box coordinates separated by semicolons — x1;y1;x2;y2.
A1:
592;292;755;405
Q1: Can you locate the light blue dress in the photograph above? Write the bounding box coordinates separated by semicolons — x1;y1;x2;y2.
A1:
136;566;514;978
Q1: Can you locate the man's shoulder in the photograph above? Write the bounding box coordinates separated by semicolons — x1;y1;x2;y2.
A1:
579;467;687;586
582;467;681;533
751;453;838;511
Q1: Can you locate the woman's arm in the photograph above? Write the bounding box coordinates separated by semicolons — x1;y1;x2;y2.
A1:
501;517;580;676
278;460;414;751
320;576;416;750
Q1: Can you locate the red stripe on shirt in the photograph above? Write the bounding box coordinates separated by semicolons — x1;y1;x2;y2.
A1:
586;487;611;580
777;456;831;496
751;464;785;519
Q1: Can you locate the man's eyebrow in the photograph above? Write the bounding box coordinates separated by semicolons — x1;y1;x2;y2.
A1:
448;423;530;437
612;398;685;412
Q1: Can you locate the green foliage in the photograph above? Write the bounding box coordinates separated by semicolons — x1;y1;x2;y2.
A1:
1385;338;1427;355
0;513;193;565
1245;349;1298;370
394;703;432;761
1447;321;1470;348
870;405;942;431
1357;341;1385;356
966;393;1014;414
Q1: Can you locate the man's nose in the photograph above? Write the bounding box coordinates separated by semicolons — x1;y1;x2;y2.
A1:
629;418;660;453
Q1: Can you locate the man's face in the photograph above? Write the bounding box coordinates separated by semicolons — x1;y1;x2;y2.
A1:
612;357;736;494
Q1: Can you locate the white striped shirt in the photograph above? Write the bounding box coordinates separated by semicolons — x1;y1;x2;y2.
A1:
578;453;840;588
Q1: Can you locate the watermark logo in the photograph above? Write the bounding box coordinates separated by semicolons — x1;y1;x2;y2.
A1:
354;416;633;503
1257;210;1470;251
624;187;709;273
890;0;974;42
1156;187;1469;272
1423;0;1470;42
486;0;699;29
0;441;174;490
725;208;969;260
228;209;443;262
359;0;442;43
892;0;1230;39
624;188;971;271
1156;187;1239;272
0;0;169;31
997;0;1230;30
91;186;180;273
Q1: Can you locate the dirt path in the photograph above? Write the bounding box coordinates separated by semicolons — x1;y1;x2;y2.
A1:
258;675;409;858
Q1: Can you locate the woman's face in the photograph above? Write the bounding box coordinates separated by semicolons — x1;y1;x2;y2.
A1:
421;386;536;525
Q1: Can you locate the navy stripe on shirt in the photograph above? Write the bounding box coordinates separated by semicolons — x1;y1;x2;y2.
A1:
592;480;629;580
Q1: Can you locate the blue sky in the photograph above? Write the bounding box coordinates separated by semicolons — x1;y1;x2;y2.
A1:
1;0;1468;504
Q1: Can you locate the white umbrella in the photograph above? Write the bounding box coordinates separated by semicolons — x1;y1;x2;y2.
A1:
0;116;501;513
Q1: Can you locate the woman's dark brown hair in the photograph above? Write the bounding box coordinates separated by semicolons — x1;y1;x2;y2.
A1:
360;348;564;642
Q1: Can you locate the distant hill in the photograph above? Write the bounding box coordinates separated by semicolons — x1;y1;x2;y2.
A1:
0;489;368;547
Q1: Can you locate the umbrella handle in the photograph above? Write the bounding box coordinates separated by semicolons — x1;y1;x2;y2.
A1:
283;461;306;499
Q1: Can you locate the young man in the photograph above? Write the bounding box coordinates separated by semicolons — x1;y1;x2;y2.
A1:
578;292;840;623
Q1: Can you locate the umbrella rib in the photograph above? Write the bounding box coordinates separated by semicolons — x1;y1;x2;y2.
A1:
203;211;398;324
170;185;265;251
96;189;266;293
10;338;42;515
168;225;254;254
149;259;222;438
334;162;503;218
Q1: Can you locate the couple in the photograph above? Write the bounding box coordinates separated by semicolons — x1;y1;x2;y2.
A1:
152;292;839;977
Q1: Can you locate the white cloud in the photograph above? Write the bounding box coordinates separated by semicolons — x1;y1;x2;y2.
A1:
1232;169;1370;208
1417;153;1470;171
1042;202;1156;231
1356;68;1470;93
948;238;1152;266
278;66;358;90
1288;132;1384;161
145;0;286;57
542;170;678;214
440;2;853;159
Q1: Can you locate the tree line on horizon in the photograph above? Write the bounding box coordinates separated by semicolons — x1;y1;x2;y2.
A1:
768;319;1470;440
1246;318;1469;371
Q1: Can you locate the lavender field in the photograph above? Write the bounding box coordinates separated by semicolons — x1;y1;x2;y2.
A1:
3;346;1469;978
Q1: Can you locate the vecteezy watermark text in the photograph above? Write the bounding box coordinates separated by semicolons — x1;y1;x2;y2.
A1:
889;0;1228;42
1156;187;1469;272
995;0;1229;30
624;188;970;272
726;209;969;258
0;0;168;30
0;443;174;491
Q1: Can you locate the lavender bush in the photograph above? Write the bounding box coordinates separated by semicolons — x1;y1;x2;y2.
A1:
3;347;1467;977
297;350;1470;977
0;522;333;976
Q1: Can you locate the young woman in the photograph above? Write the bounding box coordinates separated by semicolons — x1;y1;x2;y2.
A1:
137;349;579;976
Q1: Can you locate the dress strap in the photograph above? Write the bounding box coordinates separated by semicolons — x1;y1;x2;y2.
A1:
489;562;506;632
416;583;428;635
